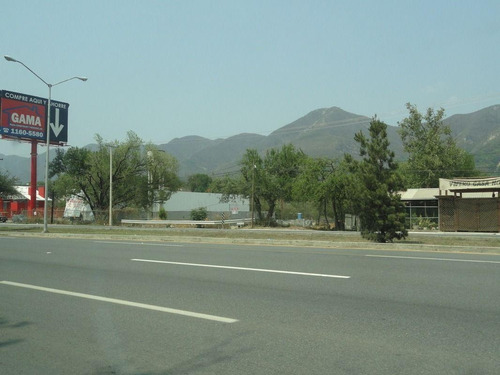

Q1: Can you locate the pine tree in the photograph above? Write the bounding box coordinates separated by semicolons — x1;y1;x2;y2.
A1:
354;117;407;242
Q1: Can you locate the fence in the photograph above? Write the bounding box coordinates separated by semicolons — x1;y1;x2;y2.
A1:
439;197;499;232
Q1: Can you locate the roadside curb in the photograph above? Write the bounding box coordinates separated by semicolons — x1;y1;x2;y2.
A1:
2;231;500;255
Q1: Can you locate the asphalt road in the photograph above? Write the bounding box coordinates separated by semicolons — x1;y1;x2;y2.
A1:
1;237;499;374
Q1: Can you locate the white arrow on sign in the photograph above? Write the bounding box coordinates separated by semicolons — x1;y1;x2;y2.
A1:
50;108;65;138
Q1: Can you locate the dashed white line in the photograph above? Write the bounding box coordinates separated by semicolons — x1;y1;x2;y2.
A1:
95;241;183;247
365;255;500;264
0;281;237;323
131;258;351;279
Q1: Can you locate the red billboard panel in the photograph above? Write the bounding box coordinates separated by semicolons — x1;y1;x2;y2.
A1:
0;90;69;145
1;96;46;141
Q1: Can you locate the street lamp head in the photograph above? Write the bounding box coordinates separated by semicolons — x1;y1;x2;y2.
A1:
77;77;88;82
4;55;18;63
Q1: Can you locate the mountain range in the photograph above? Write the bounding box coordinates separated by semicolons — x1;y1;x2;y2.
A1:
1;105;499;183
157;105;500;178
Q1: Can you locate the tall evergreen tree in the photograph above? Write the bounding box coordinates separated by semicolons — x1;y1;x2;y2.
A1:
354;117;407;242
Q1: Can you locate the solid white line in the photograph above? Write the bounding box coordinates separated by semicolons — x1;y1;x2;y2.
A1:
365;255;500;264
131;259;351;279
0;281;237;323
95;241;183;247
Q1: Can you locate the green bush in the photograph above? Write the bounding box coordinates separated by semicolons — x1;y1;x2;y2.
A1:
158;207;167;220
190;207;208;221
416;216;437;230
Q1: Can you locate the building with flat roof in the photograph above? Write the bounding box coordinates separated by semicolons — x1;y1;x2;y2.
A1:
156;191;250;220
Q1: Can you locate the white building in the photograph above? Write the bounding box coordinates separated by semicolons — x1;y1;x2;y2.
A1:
155;191;250;220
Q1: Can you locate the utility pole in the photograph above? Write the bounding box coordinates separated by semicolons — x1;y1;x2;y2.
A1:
251;164;256;228
109;145;113;226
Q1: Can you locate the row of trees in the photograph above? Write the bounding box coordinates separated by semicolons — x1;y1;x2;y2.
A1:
7;103;475;242
203;104;478;241
208;119;406;242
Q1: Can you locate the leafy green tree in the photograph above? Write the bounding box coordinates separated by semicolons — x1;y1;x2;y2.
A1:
209;175;241;195
293;157;356;230
325;158;357;230
241;145;306;226
49;149;86;223
49;132;180;219
142;144;181;215
0;171;18;198
293;157;330;225
240;149;264;222
49;146;91;195
398;103;478;188
187;173;213;192
50;132;143;216
354;117;407;242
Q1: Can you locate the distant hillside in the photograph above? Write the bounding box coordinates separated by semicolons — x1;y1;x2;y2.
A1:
445;105;500;172
2;105;498;182
162;107;405;176
0;151;52;184
159;133;266;177
158;135;221;161
262;107;403;159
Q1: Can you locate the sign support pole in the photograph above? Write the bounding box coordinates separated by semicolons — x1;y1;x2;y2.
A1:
42;86;52;232
29;140;37;217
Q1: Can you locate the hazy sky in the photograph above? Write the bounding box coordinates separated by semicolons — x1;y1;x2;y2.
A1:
1;0;499;157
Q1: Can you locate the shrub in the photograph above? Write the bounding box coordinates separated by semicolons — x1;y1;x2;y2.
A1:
190;207;208;221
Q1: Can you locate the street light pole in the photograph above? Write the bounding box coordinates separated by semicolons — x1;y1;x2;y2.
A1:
4;55;87;233
251;164;256;228
109;145;113;227
147;150;153;220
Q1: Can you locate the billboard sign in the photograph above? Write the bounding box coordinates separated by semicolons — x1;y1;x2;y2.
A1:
64;195;95;221
0;90;69;145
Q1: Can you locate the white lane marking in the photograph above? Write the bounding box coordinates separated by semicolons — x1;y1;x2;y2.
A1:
0;281;237;323
131;259;351;279
366;255;500;264
95;241;183;247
